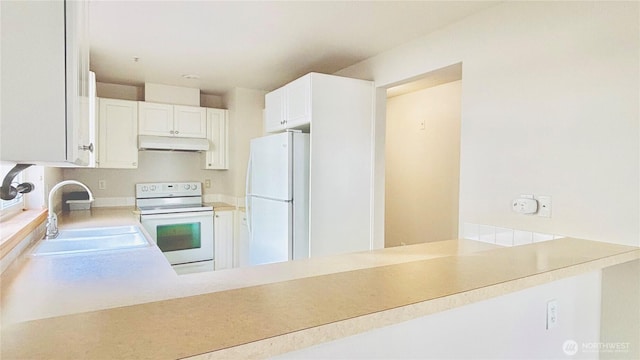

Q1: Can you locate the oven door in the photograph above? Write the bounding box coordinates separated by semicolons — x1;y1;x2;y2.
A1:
140;211;214;265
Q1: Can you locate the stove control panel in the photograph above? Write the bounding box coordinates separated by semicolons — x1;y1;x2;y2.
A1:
136;182;202;198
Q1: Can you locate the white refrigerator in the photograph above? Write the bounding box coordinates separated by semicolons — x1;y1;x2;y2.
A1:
245;131;310;266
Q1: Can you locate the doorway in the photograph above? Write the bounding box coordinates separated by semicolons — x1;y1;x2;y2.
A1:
384;63;462;247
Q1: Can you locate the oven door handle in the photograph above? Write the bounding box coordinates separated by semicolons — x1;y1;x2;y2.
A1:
140;211;213;221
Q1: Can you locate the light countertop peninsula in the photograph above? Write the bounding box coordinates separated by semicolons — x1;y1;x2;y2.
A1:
1;209;638;359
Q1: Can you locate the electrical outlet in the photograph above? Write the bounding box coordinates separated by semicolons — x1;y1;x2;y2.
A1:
98;180;106;190
205;179;211;188
547;299;558;329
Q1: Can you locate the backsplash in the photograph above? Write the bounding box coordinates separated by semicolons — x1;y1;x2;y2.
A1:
463;223;565;247
90;194;241;208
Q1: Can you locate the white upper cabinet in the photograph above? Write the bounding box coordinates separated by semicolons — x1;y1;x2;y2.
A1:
65;0;92;166
97;98;138;169
173;106;207;138
284;75;311;128
264;73;312;133
0;0;93;165
138;102;206;138
138;102;174;136
202;108;229;170
264;87;286;133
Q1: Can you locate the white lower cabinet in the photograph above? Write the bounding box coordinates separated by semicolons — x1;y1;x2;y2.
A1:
214;210;234;270
97;98;138;168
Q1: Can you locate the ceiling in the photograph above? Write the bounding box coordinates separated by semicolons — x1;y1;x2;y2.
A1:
89;1;498;96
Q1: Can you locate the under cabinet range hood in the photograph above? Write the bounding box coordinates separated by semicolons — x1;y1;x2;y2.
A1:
138;135;209;152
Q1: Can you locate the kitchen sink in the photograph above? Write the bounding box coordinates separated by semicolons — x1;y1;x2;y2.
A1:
31;225;150;256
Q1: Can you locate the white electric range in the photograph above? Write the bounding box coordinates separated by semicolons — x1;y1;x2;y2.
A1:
136;182;214;272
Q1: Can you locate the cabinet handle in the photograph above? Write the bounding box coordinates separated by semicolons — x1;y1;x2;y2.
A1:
170;130;175;134
215;215;219;218
175;131;179;134
79;143;94;152
208;163;212;166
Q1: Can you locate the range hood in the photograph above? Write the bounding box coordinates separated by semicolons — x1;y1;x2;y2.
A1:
138;135;209;152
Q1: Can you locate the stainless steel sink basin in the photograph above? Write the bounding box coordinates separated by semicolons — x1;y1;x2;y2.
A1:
31;225;150;256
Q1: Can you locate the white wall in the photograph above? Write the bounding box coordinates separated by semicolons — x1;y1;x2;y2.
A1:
95;82;223;108
334;1;639;353
63;151;227;201
385;81;461;247
278;271;602;359
221;88;266;198
337;1;639;247
96;82;143;101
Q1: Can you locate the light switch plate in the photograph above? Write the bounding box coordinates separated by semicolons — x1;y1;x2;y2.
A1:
538;195;552;217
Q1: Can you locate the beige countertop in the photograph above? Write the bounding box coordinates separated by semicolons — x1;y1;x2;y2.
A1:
1;210;638;359
0;209;497;324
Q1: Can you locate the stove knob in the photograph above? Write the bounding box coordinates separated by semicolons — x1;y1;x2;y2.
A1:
184;184;191;190
142;185;148;191
150;185;157;191
192;183;199;190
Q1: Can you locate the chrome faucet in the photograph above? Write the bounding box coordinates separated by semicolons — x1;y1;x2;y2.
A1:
46;180;95;239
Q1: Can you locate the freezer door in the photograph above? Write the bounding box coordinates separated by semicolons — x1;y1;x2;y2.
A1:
249;196;292;265
250;132;292;200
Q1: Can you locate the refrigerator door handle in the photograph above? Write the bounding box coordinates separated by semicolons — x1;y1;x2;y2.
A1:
245;154;252;234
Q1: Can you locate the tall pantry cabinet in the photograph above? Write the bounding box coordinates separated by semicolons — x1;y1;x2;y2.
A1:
264;73;376;258
202;109;229;170
1;0;93;165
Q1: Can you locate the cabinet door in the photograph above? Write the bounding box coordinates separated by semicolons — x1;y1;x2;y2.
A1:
214;211;234;270
264;87;286;133
203;108;228;169
138;102;174;136
65;0;92;166
0;0;92;165
174;105;207;138
97;98;138;169
285;74;311;128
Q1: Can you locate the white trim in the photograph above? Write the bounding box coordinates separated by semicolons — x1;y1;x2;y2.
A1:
0;222;46;275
